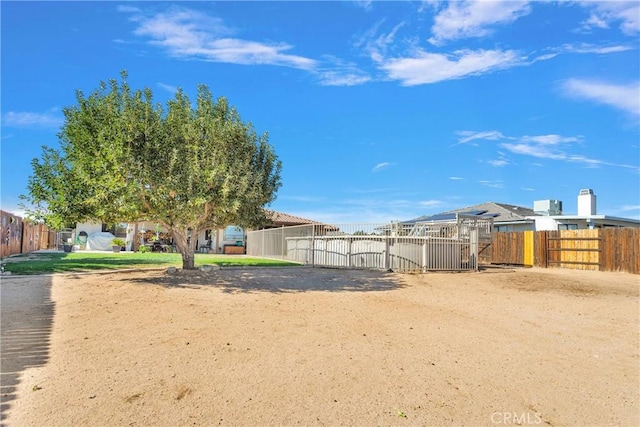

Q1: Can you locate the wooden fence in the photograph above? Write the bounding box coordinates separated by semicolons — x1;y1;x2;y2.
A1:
1;210;56;258
491;228;640;274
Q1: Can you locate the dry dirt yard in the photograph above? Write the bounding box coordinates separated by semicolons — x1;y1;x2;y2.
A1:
1;266;638;426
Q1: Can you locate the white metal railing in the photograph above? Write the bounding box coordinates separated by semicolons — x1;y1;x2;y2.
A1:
247;218;490;272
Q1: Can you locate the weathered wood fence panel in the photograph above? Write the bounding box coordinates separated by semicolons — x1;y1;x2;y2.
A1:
477;241;492;264
1;210;24;258
1;210;56;258
601;228;640;274
534;231;549;267
491;228;639;274
491;232;525;265
21;222;53;254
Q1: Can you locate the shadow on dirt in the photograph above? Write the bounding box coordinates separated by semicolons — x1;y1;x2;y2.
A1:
126;266;407;293
0;276;55;425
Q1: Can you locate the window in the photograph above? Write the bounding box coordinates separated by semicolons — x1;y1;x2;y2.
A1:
558;224;578;230
104;223;128;238
224;225;244;241
494;225;509;232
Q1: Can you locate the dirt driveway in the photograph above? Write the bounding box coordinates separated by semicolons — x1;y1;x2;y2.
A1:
2;266;638;426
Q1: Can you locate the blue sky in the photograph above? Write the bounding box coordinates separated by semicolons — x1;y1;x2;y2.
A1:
2;1;639;224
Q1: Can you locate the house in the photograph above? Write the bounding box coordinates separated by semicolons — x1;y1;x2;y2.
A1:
410;202;538;232
73;210;321;253
531;189;640;230
196;210;321;254
407;189;639;232
260;210;319;229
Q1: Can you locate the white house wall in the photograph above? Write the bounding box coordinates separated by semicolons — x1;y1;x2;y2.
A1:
533;217;559;231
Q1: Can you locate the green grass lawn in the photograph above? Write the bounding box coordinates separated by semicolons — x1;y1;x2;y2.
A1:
1;252;300;275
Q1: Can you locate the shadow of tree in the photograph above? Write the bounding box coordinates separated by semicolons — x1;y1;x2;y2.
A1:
126;266;407;294
0;276;55;425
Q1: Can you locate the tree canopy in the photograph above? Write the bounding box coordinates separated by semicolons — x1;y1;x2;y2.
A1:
23;71;282;269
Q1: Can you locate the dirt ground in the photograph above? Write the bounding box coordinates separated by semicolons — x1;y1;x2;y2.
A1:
1;266;638;426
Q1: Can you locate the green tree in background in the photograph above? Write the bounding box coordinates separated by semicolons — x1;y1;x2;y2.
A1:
23;71;282;269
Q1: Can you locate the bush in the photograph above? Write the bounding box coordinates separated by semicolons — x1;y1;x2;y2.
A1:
138;245;149;253
112;238;126;247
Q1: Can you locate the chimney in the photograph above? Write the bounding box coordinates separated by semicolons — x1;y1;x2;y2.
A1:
577;189;596;216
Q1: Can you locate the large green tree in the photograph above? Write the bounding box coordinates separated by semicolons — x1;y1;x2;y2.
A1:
23;72;281;269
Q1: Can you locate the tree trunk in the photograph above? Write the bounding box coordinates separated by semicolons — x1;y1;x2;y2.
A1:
181;251;195;270
172;226;199;270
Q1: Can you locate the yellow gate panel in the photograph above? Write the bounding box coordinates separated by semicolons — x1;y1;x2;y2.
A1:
523;230;534;266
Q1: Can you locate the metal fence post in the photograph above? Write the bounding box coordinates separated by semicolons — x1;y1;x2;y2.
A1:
281;225;285;259
384;236;390;270
422;238;427;272
310;225;315;267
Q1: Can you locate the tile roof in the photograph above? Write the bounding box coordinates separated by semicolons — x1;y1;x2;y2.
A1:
265;210;319;226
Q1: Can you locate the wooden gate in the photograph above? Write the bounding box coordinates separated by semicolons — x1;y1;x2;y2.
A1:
491;228;639;274
546;230;601;271
491;232;529;265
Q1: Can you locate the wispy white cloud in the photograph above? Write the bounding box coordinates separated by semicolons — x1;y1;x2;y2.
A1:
2;111;62;128
521;187;536;192
157;82;178;94
317;71;371;87
356;20;406;61
555;42;634;55
487;159;509;167
501;142;566;160
353;1;373;12
449;176;463;180
116;5;140;14
454;130;505;146
478;180;505;189
501;138;638;170
316;56;371;86
428;0;532;45
418;199;444;208
121;5;378;87
366;25;630;87
457;130;639;171
520;134;582;145
378;48;523;86
372;162;394;172
577;1;640;35
561;79;640;117
121;6;317;71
